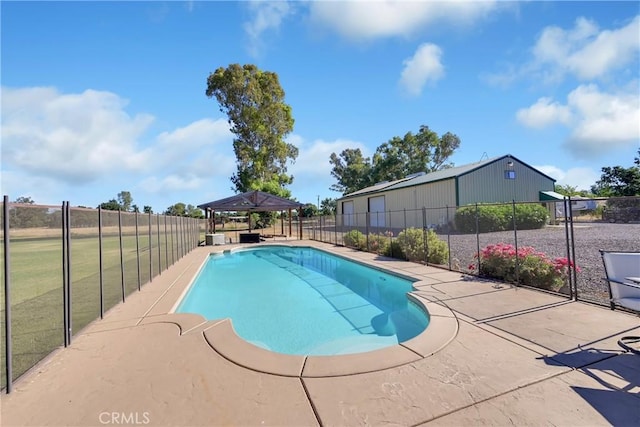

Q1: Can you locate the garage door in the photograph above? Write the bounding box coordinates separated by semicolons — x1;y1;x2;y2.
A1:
369;196;386;227
342;201;355;226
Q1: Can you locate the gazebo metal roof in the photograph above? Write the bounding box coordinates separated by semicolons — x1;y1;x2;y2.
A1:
197;190;303;212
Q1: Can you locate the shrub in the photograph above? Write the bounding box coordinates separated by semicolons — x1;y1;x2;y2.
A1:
392;228;449;265
367;232;391;254
383;240;405;259
469;243;579;291
454;204;548;233
343;229;366;250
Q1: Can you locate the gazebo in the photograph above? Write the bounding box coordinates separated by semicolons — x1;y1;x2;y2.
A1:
197;190;305;241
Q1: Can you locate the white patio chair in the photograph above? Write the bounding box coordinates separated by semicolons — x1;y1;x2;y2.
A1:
600;250;640;312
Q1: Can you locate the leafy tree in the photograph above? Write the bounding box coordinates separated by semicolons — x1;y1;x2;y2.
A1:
591;149;640;197
301;203;318;217
117;191;133;212
371;126;460;183
329;148;373;195
165;203;186;216
98;199;121;211
554;184;593;198
329;125;460;195
14;196;35;204
206;63;297;194
164;203;204;218
143;206;153;214
320;197;337;216
131;204;140;213
186;204;204;219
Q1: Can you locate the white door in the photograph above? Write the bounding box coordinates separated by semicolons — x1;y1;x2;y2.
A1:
342;201;355;226
369;196;386;227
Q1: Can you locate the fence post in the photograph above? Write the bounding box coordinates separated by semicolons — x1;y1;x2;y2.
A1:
98;207;104;318
135;211;141;291
157;214;161;273
148;211;152;281
446;206;452;271
512;200;519;284
422;207;428;264
170;217;175;265
164;215;169;268
365;212;370;251
4;196;13;393
62;201;69;347
118;209;125;302
65;201;72;343
568;196;577;300
333;211;342;246
475;203;480;273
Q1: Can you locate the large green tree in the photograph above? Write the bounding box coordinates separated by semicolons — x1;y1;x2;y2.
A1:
329;148;374;195
554;184;593;197
117;191;133;212
164;203;204;218
591;149;640;197
371;126;460;183
329;125;460;195
98;199;121;211
320;197;337;216
206;64;297;197
98;191;135;211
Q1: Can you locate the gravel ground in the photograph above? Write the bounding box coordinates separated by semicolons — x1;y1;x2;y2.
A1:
438;222;640;304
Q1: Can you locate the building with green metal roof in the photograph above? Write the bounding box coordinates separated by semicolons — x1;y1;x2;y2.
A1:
336;154;558;229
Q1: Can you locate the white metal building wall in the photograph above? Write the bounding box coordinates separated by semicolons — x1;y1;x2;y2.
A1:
386;179;456;228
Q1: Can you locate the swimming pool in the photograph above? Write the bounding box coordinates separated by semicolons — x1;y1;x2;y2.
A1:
176;246;429;356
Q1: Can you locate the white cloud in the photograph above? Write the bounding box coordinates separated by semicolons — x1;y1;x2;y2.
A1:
243;1;293;56
516;97;572;128
138;173;205;193
517;84;639;158
399;43;445;96
1;86;238;206
534;16;640;81
565;84;640;156
289;136;368;178
534;165;599;192
1;86;154;183
308;1;500;41
155;118;233;167
287;136;369;203
490;15;640;86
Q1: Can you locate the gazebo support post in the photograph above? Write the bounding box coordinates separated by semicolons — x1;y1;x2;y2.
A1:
281;210;284;236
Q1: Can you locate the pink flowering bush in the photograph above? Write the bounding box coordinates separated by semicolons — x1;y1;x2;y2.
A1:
469;243;579;291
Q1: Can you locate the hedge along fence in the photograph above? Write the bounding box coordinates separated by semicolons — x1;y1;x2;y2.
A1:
343;228;449;266
1;198;206;394
454;203;549;233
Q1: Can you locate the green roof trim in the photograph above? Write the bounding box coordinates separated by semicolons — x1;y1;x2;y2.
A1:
539;191;566;201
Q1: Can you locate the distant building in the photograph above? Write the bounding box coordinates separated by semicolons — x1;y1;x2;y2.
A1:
554;196;598;217
336;154;558;229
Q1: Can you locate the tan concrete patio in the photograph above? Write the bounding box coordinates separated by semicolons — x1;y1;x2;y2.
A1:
2;241;639;426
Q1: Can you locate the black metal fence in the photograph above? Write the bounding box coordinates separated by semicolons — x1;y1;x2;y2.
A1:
1;196;206;393
305;196;640;307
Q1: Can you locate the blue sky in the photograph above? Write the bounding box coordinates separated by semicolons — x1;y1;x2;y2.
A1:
2;1;639;212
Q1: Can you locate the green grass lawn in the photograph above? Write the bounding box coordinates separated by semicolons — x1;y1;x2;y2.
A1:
0;228;200;389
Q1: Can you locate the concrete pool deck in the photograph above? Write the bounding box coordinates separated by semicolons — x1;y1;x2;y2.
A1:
2;241;639;426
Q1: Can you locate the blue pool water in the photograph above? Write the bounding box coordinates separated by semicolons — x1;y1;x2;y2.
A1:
176;246;429;355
